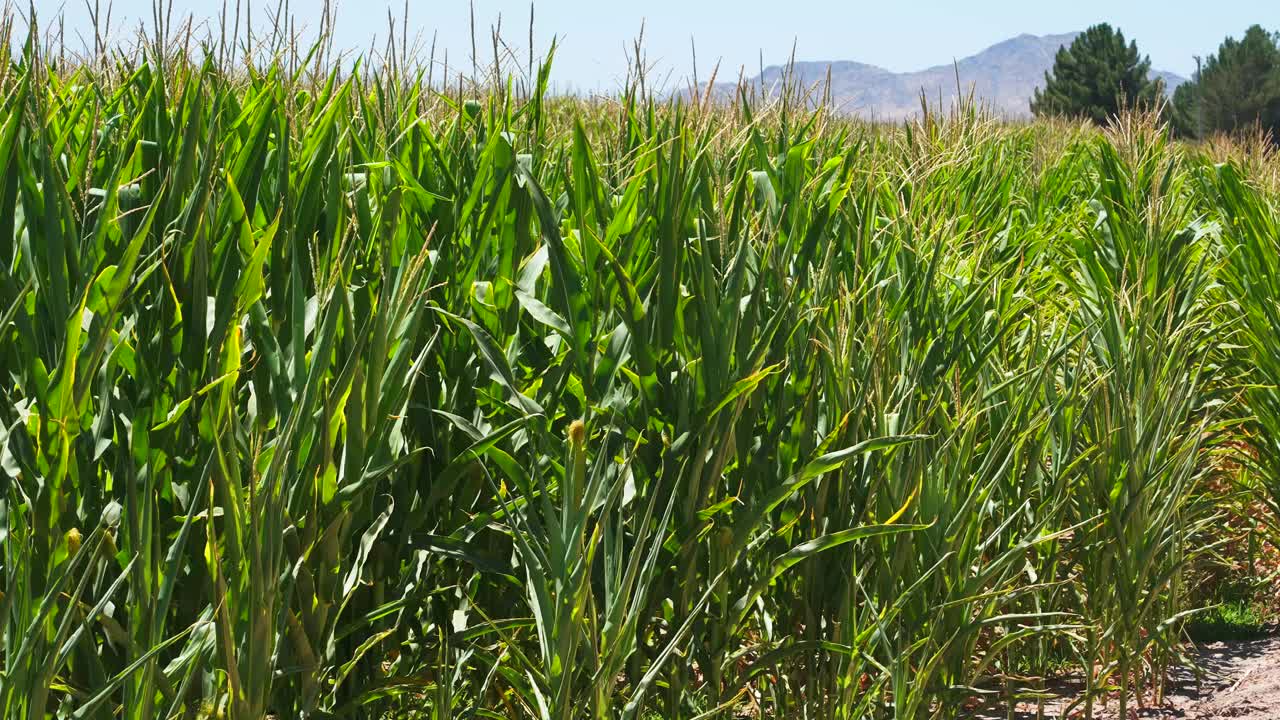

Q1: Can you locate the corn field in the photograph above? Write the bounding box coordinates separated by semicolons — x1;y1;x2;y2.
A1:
3;12;1280;720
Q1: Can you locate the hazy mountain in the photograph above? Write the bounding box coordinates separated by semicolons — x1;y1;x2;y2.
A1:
741;32;1187;121
1152;69;1190;93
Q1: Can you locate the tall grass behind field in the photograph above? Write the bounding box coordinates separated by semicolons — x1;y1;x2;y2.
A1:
1;16;1278;720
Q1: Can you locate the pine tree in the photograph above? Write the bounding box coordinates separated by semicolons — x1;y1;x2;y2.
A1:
1031;24;1164;123
1173;25;1280;139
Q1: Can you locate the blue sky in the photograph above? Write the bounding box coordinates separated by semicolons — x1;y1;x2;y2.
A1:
27;0;1276;90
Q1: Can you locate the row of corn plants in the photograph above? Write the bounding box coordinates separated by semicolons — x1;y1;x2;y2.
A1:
1;16;1277;720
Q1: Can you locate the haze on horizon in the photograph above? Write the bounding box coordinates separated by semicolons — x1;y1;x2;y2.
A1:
22;0;1271;91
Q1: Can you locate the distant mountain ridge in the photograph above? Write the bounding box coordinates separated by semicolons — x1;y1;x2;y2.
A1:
737;32;1186;121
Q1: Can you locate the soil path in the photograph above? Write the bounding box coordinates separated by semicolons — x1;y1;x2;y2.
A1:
1175;635;1280;719
974;635;1280;719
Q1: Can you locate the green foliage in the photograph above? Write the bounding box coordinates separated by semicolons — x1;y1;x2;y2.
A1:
1187;602;1269;642
0;13;1276;720
1172;25;1280;139
1031;24;1164;123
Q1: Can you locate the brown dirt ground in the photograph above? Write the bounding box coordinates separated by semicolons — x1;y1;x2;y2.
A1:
1176;635;1280;719
972;634;1280;719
